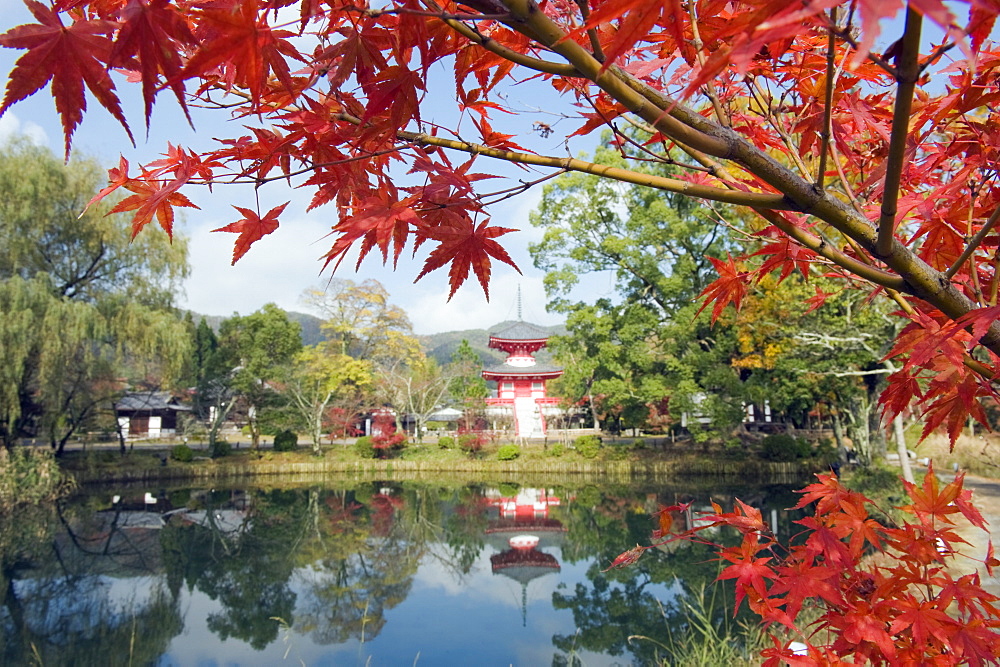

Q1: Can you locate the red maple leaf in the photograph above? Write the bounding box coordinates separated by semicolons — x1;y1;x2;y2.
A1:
109;0;196;126
0;0;133;156
717;540;775;612
213;202;288;264
416;219;519;300
107;169;199;239
324;196;423;272
179;0;301;105
696;254;750;324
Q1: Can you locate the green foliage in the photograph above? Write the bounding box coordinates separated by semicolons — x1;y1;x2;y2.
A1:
0;447;69;508
457;432;487;455
273;430;298;452
497;482;520;496
759;433;811;461
447;339;489;402
354;436;376;459
438;435;455;449
219;304;302;449
574;435;603;459
0;140;191;450
546;442;566;457
496;444;521;461
211;440;232;459
170;444;195;462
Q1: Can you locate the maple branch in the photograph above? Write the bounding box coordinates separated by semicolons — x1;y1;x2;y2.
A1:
427;1;581;77
944;203;1000;281
816;8;838;189
573;0;605;63
830;26;899;78
497;0;732;157
754;210;905;290
688;2;730;128
875;6;922;258
479;169;567;206
989;248;1000;306
401;128;793;208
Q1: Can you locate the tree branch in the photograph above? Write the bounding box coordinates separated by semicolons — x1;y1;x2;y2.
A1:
876;7;922;257
944;201;1000;281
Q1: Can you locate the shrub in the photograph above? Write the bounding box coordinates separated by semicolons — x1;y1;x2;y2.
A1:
630;437;647;450
438;435;455;449
354;436;376;459
546;443;565;458
458;431;487;455
170;444;194;462
759;433;809;461
574;434;602;459
273;430;298;452
0;448;69;508
604;444;630;460
373;430;407;457
497;444;521;461
211;440;231;458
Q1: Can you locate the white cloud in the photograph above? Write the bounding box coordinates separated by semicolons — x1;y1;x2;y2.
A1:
0;111;49;146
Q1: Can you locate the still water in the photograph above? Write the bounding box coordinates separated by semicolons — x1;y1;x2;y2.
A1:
1;478;805;666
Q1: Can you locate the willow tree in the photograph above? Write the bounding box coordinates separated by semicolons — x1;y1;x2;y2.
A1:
0;140;190;452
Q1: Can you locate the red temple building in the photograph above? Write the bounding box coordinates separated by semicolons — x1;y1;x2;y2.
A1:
482;322;563;438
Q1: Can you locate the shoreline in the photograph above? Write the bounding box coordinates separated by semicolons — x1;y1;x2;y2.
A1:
66;455;825;485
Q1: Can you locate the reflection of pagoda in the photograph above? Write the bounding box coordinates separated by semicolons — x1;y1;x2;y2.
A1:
485;489;566;626
482;321;563;437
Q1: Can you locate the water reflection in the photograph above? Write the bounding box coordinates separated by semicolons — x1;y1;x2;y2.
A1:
0;479;803;665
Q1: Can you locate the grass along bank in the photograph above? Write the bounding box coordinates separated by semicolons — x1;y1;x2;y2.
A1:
62;434;830;485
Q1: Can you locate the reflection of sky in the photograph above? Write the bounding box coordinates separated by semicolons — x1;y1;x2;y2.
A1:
158;545;674;666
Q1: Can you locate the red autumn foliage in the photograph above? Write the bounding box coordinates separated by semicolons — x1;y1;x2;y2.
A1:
608;467;1000;664
4;1;1000;441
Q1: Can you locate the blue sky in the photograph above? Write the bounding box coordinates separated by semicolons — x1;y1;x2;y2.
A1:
0;0;617;333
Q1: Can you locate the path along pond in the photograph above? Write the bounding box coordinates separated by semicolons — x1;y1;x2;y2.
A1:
1;474;812;666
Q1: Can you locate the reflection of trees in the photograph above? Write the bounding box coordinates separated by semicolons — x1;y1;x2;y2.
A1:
161;489;301;650
294;484;426;644
551;487;759;665
1;504;183;665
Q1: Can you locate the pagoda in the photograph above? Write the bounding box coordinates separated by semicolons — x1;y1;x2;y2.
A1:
482;321;563;437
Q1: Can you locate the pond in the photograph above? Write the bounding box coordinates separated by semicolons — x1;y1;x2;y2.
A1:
0;477;806;666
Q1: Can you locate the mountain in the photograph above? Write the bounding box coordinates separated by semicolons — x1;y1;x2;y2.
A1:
188;310;564;363
187;310;325;347
420;320;566;366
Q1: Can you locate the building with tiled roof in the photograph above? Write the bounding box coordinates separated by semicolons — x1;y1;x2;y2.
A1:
482;321;563;437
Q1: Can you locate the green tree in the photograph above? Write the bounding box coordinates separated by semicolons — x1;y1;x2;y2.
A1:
0;139;190;452
531;137;742;440
447;339;488;429
281;344;371;453
218;304;302;451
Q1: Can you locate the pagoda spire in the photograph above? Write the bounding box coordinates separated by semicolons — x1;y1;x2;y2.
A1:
516;284;522;321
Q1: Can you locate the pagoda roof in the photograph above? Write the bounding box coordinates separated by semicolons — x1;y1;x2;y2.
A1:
489;321;552;342
483;362;563;377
